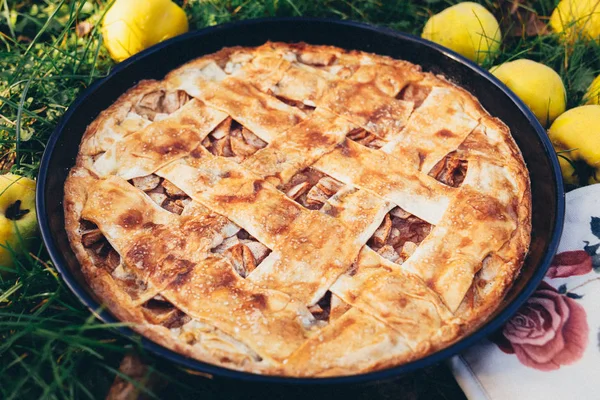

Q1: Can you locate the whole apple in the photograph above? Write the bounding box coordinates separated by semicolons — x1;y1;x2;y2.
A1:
0;174;38;268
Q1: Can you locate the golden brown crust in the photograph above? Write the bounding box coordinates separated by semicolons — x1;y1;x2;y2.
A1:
64;41;532;377
77;80;162;162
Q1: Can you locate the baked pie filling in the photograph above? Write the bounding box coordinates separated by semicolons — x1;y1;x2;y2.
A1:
64;42;531;377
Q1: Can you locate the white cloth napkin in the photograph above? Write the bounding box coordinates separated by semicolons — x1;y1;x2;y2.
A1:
449;184;600;400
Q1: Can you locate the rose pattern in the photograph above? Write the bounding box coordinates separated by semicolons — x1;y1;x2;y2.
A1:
547;250;593;279
489;215;600;371
492;282;589;371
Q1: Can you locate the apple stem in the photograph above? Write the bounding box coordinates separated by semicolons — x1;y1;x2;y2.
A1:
5;200;30;221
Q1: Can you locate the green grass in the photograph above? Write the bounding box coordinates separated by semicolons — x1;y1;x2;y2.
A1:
0;1;599;398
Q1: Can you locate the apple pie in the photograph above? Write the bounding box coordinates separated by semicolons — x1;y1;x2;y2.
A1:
64;42;531;377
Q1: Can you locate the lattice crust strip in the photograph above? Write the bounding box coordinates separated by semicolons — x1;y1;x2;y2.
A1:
64;42;531;377
93;99;228;179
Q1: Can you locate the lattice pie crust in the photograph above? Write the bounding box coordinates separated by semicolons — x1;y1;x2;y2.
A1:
64;42;531;377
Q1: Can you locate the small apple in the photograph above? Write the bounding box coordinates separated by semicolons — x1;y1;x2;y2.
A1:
0;173;38;268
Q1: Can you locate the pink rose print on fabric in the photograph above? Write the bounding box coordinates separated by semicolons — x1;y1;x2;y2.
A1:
491;282;588;371
547;250;593;278
491;216;600;371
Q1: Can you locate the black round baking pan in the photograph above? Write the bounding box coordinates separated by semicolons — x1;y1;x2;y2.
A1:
37;17;565;385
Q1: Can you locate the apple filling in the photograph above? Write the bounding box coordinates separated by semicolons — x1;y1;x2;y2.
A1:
211;230;271;278
80;221;151;299
279;167;345;210
309;291;352;323
80;220;121;273
367;207;432;264
201;118;267;160
397;82;432;108
129;175;191;215
134;89;191;121
346;127;386;149
141;296;190;329
274;96;316;114
429;151;468;187
308;291;332;322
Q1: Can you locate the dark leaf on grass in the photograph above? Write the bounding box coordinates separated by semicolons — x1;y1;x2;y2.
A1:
106;353;165;400
17;35;32;43
496;0;548;37
591;217;600;239
76;21;94;38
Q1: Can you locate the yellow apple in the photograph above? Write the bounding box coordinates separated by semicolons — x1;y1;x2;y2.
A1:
0;174;37;268
491;59;566;127
422;2;501;64
584;74;600;105
102;0;189;62
550;0;600;42
548;105;600;186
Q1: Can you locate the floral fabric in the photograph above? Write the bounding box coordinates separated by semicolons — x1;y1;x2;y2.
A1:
450;184;600;400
